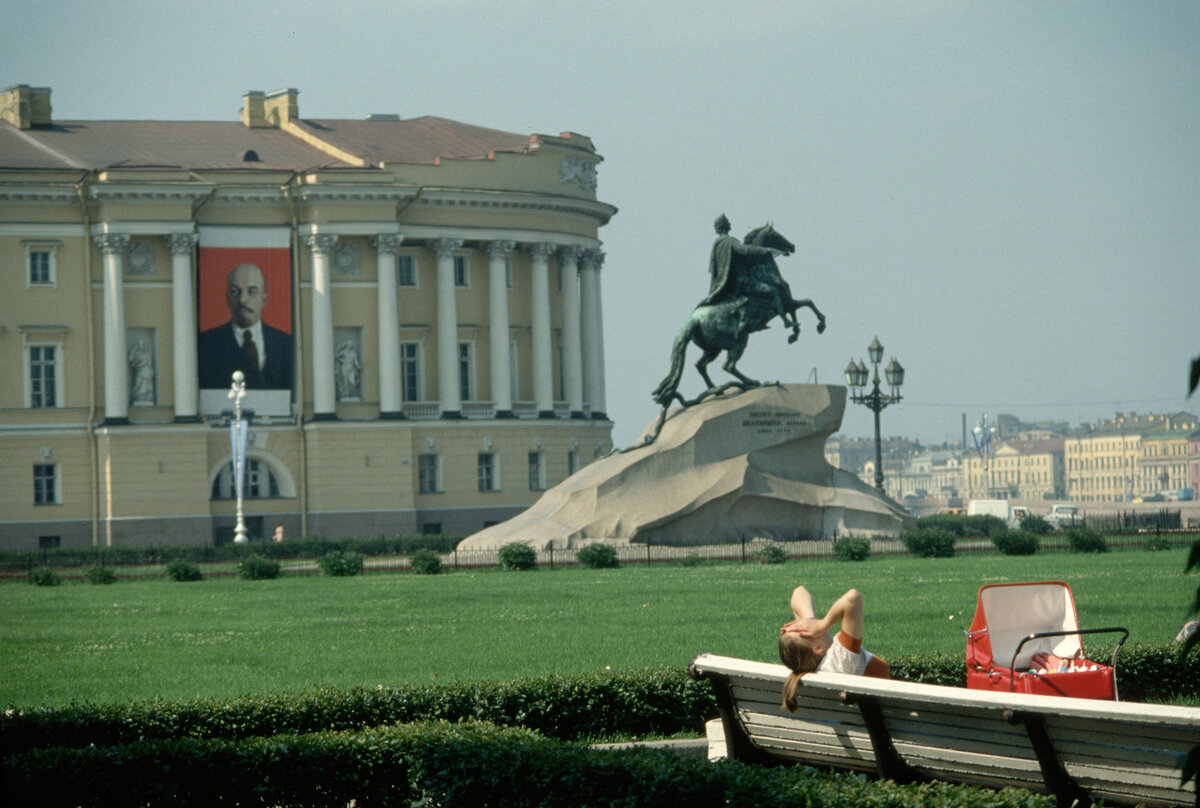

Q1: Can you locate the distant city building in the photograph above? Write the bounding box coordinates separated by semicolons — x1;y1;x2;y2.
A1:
961;438;1064;502
1;85;616;548
1065;412;1197;503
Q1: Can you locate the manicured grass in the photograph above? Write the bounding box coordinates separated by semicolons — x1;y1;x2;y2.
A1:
2;547;1195;708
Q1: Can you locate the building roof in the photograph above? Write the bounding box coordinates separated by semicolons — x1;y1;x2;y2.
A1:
0;116;533;172
296;116;533;166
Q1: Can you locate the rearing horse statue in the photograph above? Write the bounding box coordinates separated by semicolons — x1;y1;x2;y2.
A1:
650;221;826;409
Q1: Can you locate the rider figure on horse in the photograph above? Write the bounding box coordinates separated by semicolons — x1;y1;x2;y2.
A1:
702;214;799;343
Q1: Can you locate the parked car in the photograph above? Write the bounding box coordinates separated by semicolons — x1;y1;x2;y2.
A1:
1045;504;1081;529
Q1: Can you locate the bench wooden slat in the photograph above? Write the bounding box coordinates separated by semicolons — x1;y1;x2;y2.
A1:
689;652;1200;808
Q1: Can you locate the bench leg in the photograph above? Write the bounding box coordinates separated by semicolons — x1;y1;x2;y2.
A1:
1004;709;1093;808
841;692;922;785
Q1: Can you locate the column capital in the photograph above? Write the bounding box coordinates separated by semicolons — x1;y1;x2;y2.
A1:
94;233;129;254
558;245;583;265
164;233;198;255
486;239;516;259
525;241;556;262
581;249;605;270
431;237;464;258
303;233;339;254
371;233;404;254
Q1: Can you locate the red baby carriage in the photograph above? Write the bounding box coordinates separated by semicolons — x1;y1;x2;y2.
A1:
966;581;1128;700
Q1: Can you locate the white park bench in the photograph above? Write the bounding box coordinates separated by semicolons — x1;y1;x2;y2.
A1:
689;653;1199;808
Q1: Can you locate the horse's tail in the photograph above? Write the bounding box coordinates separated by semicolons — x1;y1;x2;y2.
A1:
651;323;691;407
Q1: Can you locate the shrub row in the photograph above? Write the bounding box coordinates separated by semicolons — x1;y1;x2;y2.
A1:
1;667;716;755
6;646;1194;758
2;719;1056;808
0;533;465;571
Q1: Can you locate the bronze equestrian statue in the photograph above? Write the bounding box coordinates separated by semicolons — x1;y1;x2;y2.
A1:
651;215;826;409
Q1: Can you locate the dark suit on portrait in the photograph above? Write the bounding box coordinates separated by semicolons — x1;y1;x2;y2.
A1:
198;322;294;390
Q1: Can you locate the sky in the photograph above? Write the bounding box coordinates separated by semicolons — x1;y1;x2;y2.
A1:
5;0;1198;448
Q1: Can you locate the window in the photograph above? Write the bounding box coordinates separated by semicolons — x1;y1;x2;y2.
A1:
38;535;61;549
458;342;474;402
25;242;57;286
400;342;422;402
28;344;59;408
453;255;468;287
528;451;545;491
397;254;417;287
422;522;442;535
567;449;579;476
211;459;280;499
505;256;514;290
34;464;59;505
418;454;441;494
478;452;497;492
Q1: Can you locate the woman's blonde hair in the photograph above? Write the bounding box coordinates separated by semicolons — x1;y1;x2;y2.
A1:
779;632;821;712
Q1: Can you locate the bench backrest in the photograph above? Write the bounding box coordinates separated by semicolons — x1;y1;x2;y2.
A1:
689;653;1199;808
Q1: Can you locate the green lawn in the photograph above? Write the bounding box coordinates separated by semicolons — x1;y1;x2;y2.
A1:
2;548;1195;708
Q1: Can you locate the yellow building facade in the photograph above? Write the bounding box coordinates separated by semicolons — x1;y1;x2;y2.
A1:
1064;413;1196;503
1;86;616;548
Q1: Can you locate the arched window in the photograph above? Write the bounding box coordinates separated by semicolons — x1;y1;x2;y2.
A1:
211;459;281;500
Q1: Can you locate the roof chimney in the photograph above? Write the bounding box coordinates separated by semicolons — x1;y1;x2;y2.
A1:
263;88;299;127
1;85;51;129
241;91;266;128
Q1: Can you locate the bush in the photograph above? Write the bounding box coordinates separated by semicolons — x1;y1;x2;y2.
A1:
1019;514;1053;534
29;566;61;587
1143;535;1173;551
832;537;871;562
577;543;620;569
166;559;203;582
85;566;117;585
1067;527;1107;553
317;550;364;577
678;553;703;567
755;544;787;565
991;530;1039;556
497;542;537;571
239;554;281;580
410;549;443;575
902;528;956;558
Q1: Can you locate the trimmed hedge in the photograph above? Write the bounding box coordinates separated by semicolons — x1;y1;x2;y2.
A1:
5;646;1194;759
577;543;620;569
903;528;957;558
832;537;871;561
2;719;1056;808
498;542;537;571
317;550;364;577
991;530;1039;556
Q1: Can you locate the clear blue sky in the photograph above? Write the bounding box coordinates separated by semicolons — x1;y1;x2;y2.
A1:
7;0;1198;447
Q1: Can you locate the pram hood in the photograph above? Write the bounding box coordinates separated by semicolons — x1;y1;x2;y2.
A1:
968;581;1084;671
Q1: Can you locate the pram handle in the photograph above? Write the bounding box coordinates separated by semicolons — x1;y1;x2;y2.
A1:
1009;627;1130;694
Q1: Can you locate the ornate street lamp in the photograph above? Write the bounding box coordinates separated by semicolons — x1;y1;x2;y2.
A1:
845;336;904;491
228;371;249;544
972;414;996;498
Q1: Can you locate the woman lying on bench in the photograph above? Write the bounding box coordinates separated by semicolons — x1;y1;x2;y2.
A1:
779;586;891;712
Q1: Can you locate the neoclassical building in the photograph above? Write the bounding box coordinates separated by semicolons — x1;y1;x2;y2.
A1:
0;85;617;547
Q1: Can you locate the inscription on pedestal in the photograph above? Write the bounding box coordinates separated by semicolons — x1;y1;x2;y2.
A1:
742;409;812;436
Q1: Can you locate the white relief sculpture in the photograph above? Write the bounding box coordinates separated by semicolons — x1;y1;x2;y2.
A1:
558;157;597;191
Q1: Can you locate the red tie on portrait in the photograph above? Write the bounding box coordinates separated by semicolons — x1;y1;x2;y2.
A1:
243;330;259;370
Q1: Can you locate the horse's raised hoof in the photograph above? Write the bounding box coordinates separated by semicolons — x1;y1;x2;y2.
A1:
816;320;826;334
787;332;799;344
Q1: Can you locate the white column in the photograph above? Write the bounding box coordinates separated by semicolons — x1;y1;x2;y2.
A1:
96;233;130;424
580;249;607;419
487;240;516;417
526;242;556;418
432;237;464;418
372;233;404;418
166;233;199;422
558;246;584;418
305;233;338;419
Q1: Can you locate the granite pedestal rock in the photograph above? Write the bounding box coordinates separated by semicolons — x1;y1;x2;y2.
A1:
458;384;913;550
